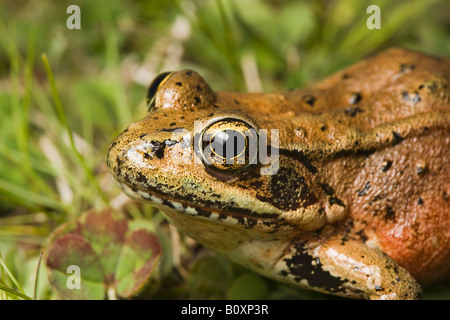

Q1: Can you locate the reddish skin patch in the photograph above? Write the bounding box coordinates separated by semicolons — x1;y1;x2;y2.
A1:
377;184;450;285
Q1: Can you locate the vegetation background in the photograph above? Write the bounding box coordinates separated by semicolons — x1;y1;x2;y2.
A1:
0;0;449;300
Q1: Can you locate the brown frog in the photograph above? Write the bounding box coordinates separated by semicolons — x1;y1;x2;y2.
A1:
106;48;450;299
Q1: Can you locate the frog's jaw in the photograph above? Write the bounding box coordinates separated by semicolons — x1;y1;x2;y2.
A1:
114;178;291;237
116;179;210;218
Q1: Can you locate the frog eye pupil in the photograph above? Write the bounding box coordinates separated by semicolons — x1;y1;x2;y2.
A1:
211;130;247;164
147;71;173;110
200;118;258;173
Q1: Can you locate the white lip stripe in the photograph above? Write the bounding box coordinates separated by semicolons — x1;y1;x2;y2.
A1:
185;206;198;215
225;216;238;224
210;212;219;220
170;201;184;211
118;181;242;223
150;196;163;204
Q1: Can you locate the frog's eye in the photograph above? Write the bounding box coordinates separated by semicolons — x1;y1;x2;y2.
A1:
200;118;258;173
147;71;174;111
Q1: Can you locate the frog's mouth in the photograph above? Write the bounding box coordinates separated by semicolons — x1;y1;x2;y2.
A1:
114;179;282;229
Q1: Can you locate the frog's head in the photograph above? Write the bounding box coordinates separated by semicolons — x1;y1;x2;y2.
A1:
107;70;329;245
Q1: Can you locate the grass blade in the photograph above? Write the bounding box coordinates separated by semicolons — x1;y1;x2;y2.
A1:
32;252;43;300
41;53;109;204
0;253;25;296
0;284;32;300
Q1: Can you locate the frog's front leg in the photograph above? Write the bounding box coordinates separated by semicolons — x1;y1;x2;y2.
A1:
275;236;422;300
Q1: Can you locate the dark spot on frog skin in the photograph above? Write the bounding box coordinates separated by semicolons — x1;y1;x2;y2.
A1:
319;183;334;196
159;127;183;133
194;96;201;104
443;191;449;202
384;205;396;221
381;159;393;172
392;131;404;146
196;84;202;92
169;122;176;126
243;217;258;228
251;180;263;189
344;106;364;117
146;140;180;159
154;146;165;159
418;81;437;92
369;193;387;205
278;149;318;174
329;196;345;207
399;63;415;73
213;105;220;109
143;152;151;160
175;82;182;86
136;172;147;183
417;197;424;205
416;163;428;175
185;70;193;76
355;230;368;242
302;94;316;107
401;90;421;105
374;285;383;292
319;183;345;208
258;167;317;210
341;73;350;79
282;242;347;294
122;171;131;184
357;181;371;196
320;125;326;132
294;127;307;138
349;92;362;104
334;146;376;159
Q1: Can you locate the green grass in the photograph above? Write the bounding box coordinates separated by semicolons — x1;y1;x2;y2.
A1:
0;0;449;300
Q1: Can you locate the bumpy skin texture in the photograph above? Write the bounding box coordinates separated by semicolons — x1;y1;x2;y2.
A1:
107;48;450;299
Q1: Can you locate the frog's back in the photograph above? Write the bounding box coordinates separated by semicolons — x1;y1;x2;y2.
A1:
309;48;450;285
288;48;450;115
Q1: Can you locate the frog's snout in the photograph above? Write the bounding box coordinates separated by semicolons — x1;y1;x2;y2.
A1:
106;124;193;189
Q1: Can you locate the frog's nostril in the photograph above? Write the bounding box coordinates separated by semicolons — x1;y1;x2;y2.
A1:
143;141;166;159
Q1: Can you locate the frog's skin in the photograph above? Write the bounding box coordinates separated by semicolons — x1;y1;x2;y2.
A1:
107;48;450;299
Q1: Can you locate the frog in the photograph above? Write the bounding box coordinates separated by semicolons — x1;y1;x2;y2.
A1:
106;48;450;299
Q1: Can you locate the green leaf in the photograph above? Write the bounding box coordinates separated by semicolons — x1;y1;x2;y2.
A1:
45;207;161;299
188;255;232;299
227;272;269;300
